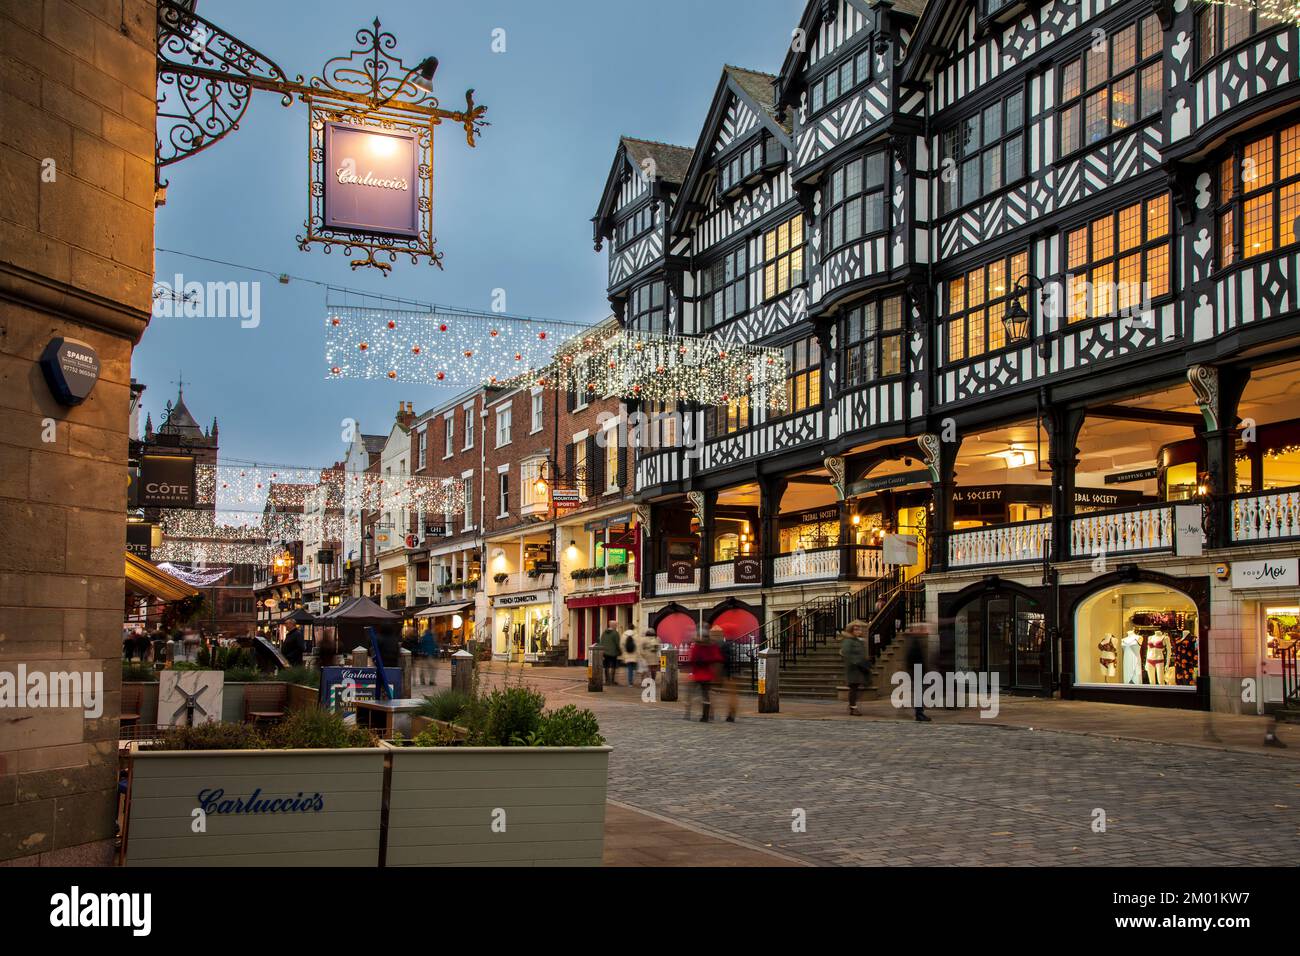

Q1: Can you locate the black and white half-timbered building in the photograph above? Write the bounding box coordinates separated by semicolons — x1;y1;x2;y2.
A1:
592;0;1300;715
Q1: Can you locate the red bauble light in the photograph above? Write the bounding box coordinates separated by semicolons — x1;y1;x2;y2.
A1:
387;370;397;379
464;350;474;358
330;317;340;326
436;371;445;381
387;320;396;330
330;366;340;375
412;346;421;355
358;342;369;351
490;329;499;337
515;353;523;361
538;331;547;340
439;323;448;332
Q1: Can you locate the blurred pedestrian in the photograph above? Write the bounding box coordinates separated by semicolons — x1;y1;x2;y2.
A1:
416;622;439;687
905;630;931;722
282;622;305;667
639;628;661;682
711;625;738;722
841;619;870;716
598;618;621;685
621;628;639;686
686;627;723;722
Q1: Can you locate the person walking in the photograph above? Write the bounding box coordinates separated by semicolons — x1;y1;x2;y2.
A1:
686;627;723;722
620;629;639;687
281;623;305;667
416;623;439;687
905;630;931;722
598;618;622;686
840;619;870;716
639;629;661;683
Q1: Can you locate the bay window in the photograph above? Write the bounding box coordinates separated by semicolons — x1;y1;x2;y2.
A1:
842;295;904;388
809;44;872;115
629;279;666;333
826;150;887;253
762;213;805;300
1198;1;1280;63
1059;13;1162;156
700;246;748;329
1216;122;1300;269
944;249;1028;363
941;86;1025;212
778;337;822;414
1065;193;1171;321
705;395;751;439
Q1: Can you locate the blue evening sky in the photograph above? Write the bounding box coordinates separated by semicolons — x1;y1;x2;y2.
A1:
137;0;800;466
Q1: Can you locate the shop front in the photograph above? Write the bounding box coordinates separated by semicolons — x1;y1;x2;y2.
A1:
414;600;476;651
491;590;554;663
939;581;1050;695
565;590;637;663
1062;570;1209;710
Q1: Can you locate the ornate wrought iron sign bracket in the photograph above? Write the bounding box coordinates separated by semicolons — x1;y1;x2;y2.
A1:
156;1;489;273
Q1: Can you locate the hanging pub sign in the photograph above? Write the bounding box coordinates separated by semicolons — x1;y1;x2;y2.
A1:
323;122;420;238
668;560;695;584
126;523;153;561
139;454;196;507
40;337;100;406
734;557;762;584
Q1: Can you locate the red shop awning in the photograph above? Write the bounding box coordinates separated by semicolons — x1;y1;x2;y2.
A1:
565;590;639;609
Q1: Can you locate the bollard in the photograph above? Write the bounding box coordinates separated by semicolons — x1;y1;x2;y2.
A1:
350;646;368;667
758;647;779;714
659;646;678;702
588;647;604;692
451;649;474;695
399;647;412;697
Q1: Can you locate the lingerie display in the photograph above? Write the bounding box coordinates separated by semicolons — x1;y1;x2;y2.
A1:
1121;631;1142;684
1098;633;1118;680
1145;632;1167;685
1172;629;1198;685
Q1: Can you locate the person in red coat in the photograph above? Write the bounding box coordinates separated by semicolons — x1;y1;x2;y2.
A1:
686;627;724;722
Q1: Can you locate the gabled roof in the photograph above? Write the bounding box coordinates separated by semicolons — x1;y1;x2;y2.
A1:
669;65;795;239
900;0;964;86
592;136;694;243
776;0;928;112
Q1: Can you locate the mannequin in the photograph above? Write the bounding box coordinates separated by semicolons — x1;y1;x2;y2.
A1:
1146;630;1167;685
1121;630;1142;684
1173;628;1197;685
1097;633;1118;681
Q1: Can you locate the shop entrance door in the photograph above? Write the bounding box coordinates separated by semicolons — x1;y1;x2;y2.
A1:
955;592;1046;692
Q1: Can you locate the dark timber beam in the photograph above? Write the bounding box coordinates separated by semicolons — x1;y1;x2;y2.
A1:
1089;405;1205;430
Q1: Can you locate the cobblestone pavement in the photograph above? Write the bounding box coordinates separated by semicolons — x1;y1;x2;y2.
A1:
563;687;1300;866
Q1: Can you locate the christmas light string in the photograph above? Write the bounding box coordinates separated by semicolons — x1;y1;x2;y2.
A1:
1205;0;1300;28
154;563;234;587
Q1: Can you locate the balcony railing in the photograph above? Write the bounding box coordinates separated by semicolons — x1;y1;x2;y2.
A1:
1232;486;1300;543
1069;502;1175;557
708;560;760;589
655;569;701;594
772;546;842;584
570;568;635;592
949;520;1051;569
384;594;406;611
491;570;555;594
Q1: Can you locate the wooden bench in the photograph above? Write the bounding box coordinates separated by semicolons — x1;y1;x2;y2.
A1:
244;684;287;724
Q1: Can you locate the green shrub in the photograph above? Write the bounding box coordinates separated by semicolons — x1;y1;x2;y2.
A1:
153;721;266;751
265;707;377;749
410;723;461;747
122;662;157;683
171;661;203;672
223;666;266;683
532;705;605;747
473;685;545;746
277;665;320;688
415;688;470;722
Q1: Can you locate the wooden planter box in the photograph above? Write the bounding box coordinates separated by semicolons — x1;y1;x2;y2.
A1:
381;744;610;866
124;747;387;867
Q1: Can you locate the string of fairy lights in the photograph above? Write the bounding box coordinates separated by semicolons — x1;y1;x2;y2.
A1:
1206;0;1300;28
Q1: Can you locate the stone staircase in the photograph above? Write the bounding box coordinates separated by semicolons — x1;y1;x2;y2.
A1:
781;623;921;701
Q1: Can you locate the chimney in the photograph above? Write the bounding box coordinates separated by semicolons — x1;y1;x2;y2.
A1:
396;402;415;429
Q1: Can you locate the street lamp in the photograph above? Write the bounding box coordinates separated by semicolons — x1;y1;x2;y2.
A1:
410;56;439;92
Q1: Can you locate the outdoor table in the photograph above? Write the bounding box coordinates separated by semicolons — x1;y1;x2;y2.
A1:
353;698;424;738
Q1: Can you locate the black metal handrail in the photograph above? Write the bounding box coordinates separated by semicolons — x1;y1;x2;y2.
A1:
1282;643;1300;708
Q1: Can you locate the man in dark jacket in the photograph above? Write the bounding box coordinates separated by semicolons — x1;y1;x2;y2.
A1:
840;620;870;716
375;622;401;669
598;619;622;685
281;625;305;667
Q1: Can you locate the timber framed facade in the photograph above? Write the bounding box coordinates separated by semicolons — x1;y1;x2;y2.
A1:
592;0;1300;714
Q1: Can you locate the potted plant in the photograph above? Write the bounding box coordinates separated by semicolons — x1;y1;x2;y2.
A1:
493;572;509;585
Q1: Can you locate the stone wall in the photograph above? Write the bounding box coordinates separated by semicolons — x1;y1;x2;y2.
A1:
0;0;156;864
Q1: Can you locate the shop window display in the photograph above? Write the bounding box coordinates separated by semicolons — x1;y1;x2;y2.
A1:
1075;583;1198;689
1265;607;1300;662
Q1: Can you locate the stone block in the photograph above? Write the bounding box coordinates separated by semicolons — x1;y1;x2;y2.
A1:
70;125;123;193
0;798;56;859
0;143;40;229
40;74;101;135
0;501;66;573
52;788;115;849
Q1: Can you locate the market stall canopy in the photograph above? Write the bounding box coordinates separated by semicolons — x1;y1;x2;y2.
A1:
125;552;199;603
414;600;473;619
280;607;316;625
314;595;400;623
252;635;289;670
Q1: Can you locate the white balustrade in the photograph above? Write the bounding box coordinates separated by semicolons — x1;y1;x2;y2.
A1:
949;521;1051;568
655;569;700;594
773;548;840;583
1232;488;1300;542
710;562;735;589
1070;505;1172;557
854;546;886;579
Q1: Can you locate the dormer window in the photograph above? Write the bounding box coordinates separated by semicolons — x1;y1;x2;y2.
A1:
616;204;656;249
718;140;765;196
808;44;872;115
